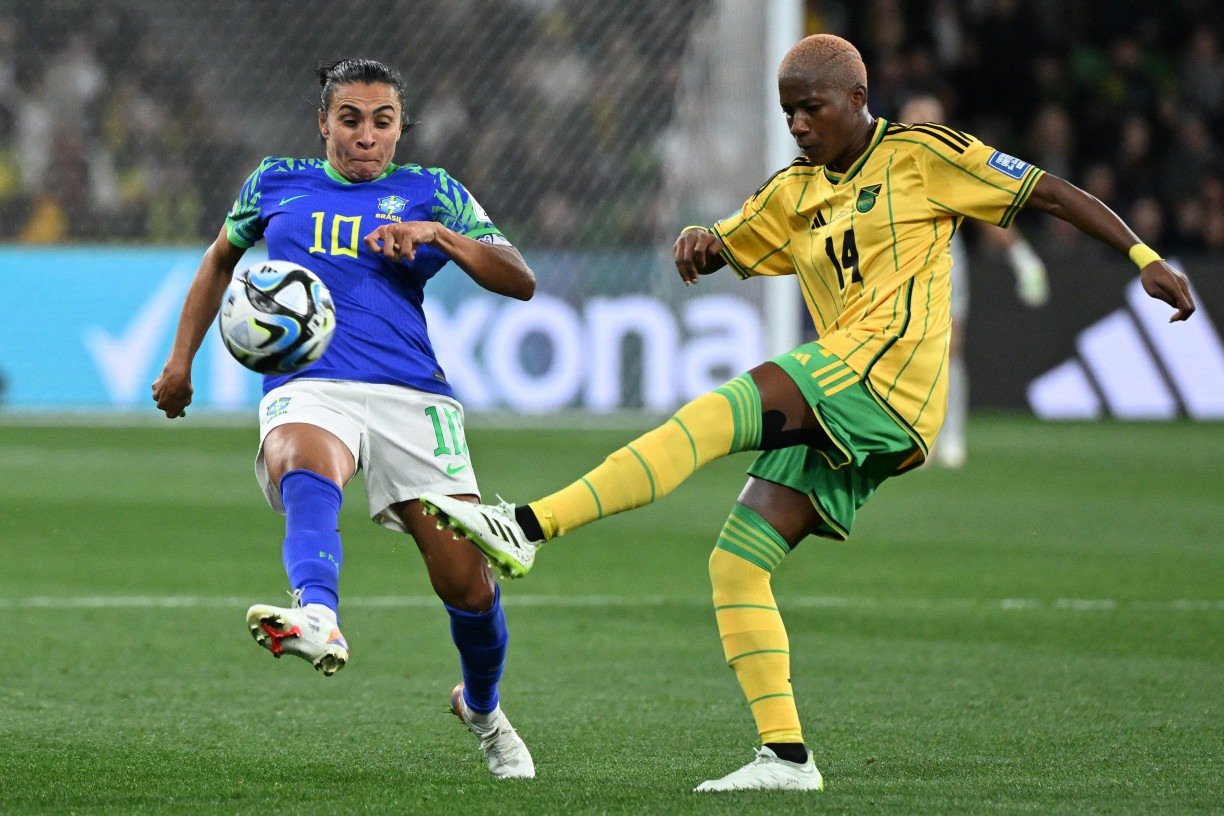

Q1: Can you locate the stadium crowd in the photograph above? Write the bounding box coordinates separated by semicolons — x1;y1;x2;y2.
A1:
3;0;1223;255
0;2;243;243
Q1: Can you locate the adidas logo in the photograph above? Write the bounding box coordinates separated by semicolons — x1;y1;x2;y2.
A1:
1028;273;1224;420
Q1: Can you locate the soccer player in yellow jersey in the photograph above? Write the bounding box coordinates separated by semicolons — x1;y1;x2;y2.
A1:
422;34;1196;791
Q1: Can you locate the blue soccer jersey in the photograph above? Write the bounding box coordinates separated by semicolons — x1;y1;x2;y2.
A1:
224;157;508;398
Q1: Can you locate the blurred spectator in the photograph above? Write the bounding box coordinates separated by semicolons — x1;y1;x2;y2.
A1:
927;0;964;70
1172;197;1207;252
1161;115;1219;205
16;71;53;195
414;79;471;160
44;33;104;129
1127;196;1165;247
1082;163;1118;206
1024;103;1074;181
1200;174;1224;251
1114;114;1159;209
1180;25;1224;124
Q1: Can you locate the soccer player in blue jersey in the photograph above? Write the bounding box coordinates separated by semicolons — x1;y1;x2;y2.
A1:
151;59;536;779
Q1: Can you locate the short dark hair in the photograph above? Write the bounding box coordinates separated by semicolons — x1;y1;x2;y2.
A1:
316;58;411;131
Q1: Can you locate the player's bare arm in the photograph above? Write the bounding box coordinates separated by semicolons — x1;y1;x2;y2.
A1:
674;226;728;285
1024;173;1195;322
151;225;247;418
363;221;535;300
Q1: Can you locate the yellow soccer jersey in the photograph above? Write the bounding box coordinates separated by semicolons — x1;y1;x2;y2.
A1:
713;117;1043;457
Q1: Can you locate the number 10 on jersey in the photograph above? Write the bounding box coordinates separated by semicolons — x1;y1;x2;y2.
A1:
309;212;361;258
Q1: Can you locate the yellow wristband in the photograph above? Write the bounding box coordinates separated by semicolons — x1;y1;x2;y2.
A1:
1128;243;1162;269
680;224;710;235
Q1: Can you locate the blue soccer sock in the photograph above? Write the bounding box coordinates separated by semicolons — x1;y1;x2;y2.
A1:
445;585;509;715
280;469;344;617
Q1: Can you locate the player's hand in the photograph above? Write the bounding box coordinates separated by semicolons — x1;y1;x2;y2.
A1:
1140;260;1195;322
364;221;440;262
151;363;192;419
674;227;727;285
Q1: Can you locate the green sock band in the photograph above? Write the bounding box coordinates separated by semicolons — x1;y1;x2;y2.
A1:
716;504;790;572
713;373;763;453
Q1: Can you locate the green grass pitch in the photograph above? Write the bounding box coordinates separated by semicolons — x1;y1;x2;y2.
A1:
1;416;1221;814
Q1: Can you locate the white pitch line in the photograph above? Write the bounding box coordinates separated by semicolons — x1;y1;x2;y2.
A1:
1;595;1220;612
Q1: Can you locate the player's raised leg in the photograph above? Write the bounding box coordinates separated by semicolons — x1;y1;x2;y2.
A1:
695;478;824;792
246;468;349;673
421;361;830;578
247;421;355;675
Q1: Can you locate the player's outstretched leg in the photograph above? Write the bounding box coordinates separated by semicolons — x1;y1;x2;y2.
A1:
420;373;764;578
450;682;535;779
246;592;349;676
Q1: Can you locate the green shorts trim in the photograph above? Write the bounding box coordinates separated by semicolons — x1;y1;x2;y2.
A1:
747;342;916;540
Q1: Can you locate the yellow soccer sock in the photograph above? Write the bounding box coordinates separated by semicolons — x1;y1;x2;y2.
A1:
709;506;803;745
529;375;762;538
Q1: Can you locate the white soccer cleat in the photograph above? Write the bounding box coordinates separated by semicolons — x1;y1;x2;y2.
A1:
694;746;824;792
450;683;536;779
419;493;540;579
246;597;349;676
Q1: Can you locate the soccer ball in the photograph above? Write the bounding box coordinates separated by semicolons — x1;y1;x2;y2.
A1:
218;261;336;374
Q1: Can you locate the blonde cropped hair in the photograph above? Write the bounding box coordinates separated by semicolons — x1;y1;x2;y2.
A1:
778;34;868;90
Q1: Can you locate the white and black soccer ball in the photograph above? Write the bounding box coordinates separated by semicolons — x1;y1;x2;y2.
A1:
218;261;336;374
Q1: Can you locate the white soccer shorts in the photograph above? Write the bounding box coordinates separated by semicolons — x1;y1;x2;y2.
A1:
255;379;479;532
